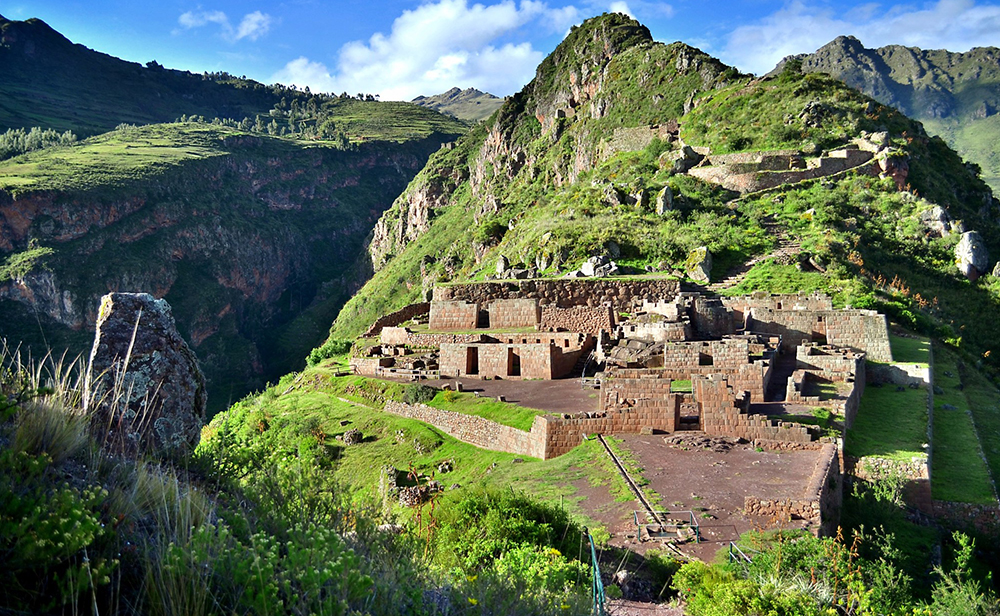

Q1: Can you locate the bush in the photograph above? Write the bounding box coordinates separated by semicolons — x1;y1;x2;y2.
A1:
402;384;436;405
306;338;352;366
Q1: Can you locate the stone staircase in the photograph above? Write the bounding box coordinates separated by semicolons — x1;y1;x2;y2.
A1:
706;216;800;292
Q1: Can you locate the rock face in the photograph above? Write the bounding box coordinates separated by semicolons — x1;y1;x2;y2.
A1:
655;185;674;215
686;246;712;283
955;231;990;281
84;293;206;458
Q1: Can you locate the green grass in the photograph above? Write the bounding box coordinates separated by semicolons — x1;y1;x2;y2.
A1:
958;361;1000;488
889;334;931;365
780;408;840;438
931;345;997;504
428;390;548;431
0;123;230;193
205;368;632;534
846;385;927;461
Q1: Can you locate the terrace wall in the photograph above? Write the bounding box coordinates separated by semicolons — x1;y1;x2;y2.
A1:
429;301;479;331
488;298;541;329
362;302;430;338
743;442;842;536
434;279;681;312
541;305;616;334
383;401;545;459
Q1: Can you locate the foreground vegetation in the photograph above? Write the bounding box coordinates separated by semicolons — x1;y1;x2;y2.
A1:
0;344;614;615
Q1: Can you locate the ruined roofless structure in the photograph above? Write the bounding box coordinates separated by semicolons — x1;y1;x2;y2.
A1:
351;279;887;446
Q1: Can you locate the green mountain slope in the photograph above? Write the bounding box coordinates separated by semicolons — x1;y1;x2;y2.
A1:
412;87;505;122
774;36;1000;192
323;13;1000;380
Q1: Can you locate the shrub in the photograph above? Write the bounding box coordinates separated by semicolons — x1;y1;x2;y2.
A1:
306;338;352;366
403;384;436;405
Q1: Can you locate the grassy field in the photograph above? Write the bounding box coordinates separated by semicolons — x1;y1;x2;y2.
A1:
958;361;1000;488
0;123;232;193
846;385;928;461
932;345;997;504
889;334;931;364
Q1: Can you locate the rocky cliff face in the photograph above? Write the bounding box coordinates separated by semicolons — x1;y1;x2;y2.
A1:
0;125;456;409
365;15;737;277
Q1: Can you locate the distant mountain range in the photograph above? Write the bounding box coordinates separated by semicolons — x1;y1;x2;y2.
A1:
775;36;1000;192
412;87;504;122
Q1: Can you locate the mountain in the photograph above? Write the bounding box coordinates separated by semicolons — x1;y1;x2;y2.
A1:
0;14;289;135
0;15;468;410
322;13;1000;379
412;87;505;122
773;36;1000;192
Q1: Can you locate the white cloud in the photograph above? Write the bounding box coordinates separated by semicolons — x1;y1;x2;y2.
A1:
271;0;591;100
722;0;1000;75
176;8;272;43
270;0;681;99
608;1;634;17
235;11;272;42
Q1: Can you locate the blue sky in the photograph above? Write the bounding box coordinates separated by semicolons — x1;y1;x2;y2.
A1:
4;0;1000;100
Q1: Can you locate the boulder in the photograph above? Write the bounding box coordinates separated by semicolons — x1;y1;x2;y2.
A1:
955;231;990;281
685;246;712;283
496;254;509;276
919;205;950;237
660;144;703;173
877;150;909;191
84;293;206;459
655;185;673;215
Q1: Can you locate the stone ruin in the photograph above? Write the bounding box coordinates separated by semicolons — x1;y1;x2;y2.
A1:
350;280;894;536
352;281;888;447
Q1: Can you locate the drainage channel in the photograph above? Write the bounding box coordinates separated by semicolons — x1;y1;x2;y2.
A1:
595;434;661;525
595;434;696;561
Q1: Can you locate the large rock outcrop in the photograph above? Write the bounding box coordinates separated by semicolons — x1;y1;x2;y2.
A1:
955;231;990;281
84;293;207;459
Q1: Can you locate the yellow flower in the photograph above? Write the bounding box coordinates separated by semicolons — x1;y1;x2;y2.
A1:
468;597;478;605
467;574;478;582
561;603;571;609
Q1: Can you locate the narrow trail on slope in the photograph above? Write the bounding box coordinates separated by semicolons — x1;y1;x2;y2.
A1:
706;214;800;293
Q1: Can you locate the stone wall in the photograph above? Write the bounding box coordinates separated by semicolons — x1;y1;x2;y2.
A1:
488;298;541;329
434;279;681;312
429;301;479;331
696;375;816;443
349;356;393;376
846;455;932;515
383;401;545;458
867;362;930;387
541;305;616;334
743;442;841;536
689;147;874;194
618;319;690;342
362;302;430;338
722;293;833;324
439;342;577;380
535;402;683;458
747;307;891;362
381;328;488;347
932;500;1000;535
